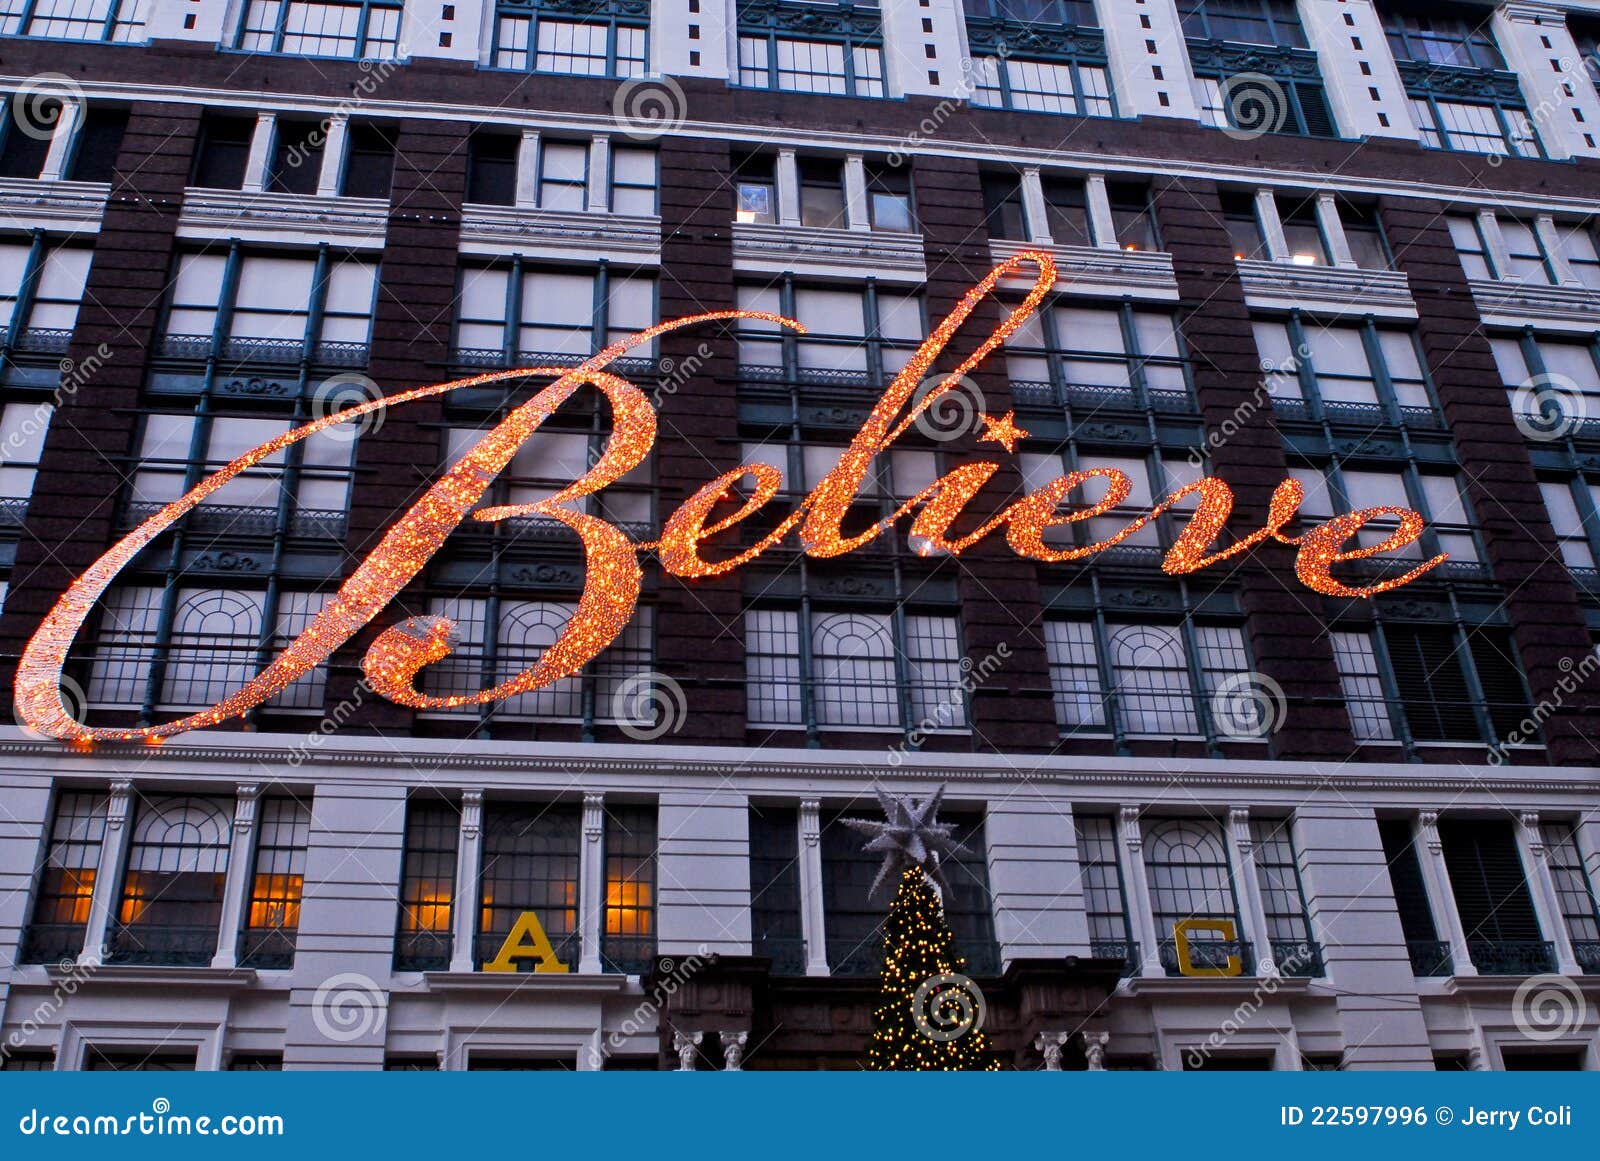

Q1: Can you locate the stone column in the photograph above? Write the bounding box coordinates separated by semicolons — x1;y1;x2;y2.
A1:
79;780;132;967
211;784;261;969
798;800;829;976
1117;806;1162;978
579;793;605;974
448;790;483;973
1416;811;1475;977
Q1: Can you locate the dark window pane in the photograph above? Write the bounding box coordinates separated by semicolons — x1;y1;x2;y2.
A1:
1378;818;1438;943
980;173;1026;241
1438;819;1542;943
0;98;58;180
467;132;518;206
267;119;324;196
192;114;255;190
66;107;128;183
1382;624;1476;742
1466;627;1532;741
341;123;395;199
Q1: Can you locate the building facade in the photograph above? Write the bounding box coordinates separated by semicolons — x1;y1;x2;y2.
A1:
0;0;1597;1071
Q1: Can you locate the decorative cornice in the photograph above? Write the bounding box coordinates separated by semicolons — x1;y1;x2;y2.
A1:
1468;277;1600;334
1236;258;1417;320
458;205;661;263
966;17;1107;62
177;188;388;248
732;221;925;282
736;0;883;41
0;177;109;234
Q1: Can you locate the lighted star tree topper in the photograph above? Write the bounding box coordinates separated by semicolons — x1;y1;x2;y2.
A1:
842;789;1000;1071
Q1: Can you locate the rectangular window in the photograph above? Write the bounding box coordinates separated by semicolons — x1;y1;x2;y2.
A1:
1447;214;1494;279
454;264;655;362
236;0;404;59
980;173;1027;241
466;131;518;207
340;122;395;199
65;105;128;183
238;797;310;969
266;118;324;196
821;809;997;976
1279;197;1329;266
972;54;1113;117
798;158;846;229
602;803;656;973
739;34;885;98
1;0;148;41
1411;97;1537;157
1330;631;1394;742
477;801;580;969
111;795;233;966
21;790;107;964
1339;201;1391;270
1220;192;1268;261
395;798;458;970
1498;218;1555;284
0;96;56;180
1494;335;1600;426
1040;176;1091;247
0;400;51;505
164;251;378;357
1178;0;1307;47
192;113;255;191
1438;818;1552;974
494;4;646;77
1249;817;1321;975
1541;821;1600;970
1074;813;1134;967
748;806;804;973
1109;181;1158;251
609;146;656;216
1540;480;1597;570
1383;7;1506;69
1555;221;1600;290
1378;818;1449;975
865;162;913;232
734;155;777;225
537;140;589;211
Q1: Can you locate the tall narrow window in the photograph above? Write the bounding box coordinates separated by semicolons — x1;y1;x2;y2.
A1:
466;131;518;206
65;105;128;183
340;123;395;199
602;803;656;973
1541;822;1600;974
1378;818;1450;976
748;806;804;974
1142;817;1248;976
1249;818;1321;975
192;114;255;191
111;795;233;966
0;96;57;180
1075;814;1134;970
21;791;107;964
266;119;325;196
1438;818;1552;975
239;797;311;969
1383;4;1538;156
477;802;581;970
394;798;458;971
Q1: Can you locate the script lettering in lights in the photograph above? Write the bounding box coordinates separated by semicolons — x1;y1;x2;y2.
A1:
15;251;1448;744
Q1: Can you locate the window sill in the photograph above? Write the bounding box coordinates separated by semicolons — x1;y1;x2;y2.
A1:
0;176;110;233
732;221;925;280
178;187;388;247
1235;258;1416;319
1468;277;1600;333
988;238;1178;303
459;203;660;263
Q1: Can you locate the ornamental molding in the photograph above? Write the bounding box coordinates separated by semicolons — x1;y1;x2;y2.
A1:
965;17;1107;61
1185;38;1320;81
1395;60;1526;104
458;205;661;264
177;188;388;248
988;239;1178;303
736;0;883;40
732;222;925;281
1235;259;1417;320
498;0;649;18
1467;278;1600;334
0;178;108;234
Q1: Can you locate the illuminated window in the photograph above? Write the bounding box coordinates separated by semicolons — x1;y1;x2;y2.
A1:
820;808;997;976
476;801;580;970
601;803;656;972
733;154;777;225
1142;816;1249;976
20;790;107;963
236;0;404;60
394;798;458;970
110;795;232;966
238;797;310;969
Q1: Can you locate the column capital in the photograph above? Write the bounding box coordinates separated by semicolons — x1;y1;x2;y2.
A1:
107;781;133;829
1082;1029;1109;1070
233;784;261;834
460;789;484;839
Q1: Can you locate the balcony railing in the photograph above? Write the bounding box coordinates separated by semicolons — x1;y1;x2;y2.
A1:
107;923;219;967
1572;941;1600;976
7;327;74;354
1270;939;1325;977
18;923;88;965
1158;938;1253;977
394;930;452;972
1468;939;1556;976
753;935;808;976
157;335;370;367
449;348;658;381
1268;396;1445;431
1010;379;1197;415
1090;939;1140;977
120;501;348;542
472;929;583;973
829;938;1002;978
600;934;657;975
237;926;297;970
1407;939;1453;977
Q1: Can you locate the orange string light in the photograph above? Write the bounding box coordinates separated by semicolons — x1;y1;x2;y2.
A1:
14;250;1448;743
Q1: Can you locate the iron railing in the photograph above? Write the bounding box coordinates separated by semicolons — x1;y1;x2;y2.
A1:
393;930;452;972
753;935;808;976
1572;941;1600;975
238;926;297;970
1158;937;1252;977
1270;939;1325;977
1090;939;1141;977
18;923;87;965
1468;939;1556;976
107;923;218;967
600;934;657;975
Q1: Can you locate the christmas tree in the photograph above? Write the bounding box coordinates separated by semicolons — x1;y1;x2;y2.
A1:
863;866;999;1070
842;788;999;1071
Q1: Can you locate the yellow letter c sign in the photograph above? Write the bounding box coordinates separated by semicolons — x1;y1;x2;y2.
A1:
1172;918;1243;977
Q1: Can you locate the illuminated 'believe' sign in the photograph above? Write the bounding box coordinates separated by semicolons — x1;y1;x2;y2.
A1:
15;252;1445;743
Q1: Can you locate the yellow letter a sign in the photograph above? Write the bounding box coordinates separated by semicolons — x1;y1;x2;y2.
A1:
483;910;571;973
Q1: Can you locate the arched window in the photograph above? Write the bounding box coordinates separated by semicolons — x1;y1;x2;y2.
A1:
1108;625;1197;737
112;795;233;966
811;612;898;728
1141;817;1245;975
161;590;264;708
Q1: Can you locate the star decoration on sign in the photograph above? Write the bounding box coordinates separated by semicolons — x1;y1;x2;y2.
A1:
977;410;1028;452
840;787;961;899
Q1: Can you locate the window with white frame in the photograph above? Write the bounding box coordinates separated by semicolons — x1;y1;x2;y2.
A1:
1004;301;1190;409
1249;817;1320;974
163;251;378;361
235;0;404;59
536;140;589;211
1141;816;1248;974
109;794;232;966
1074;813;1134;963
1042;619;1256;740
417;599;653;723
453;262;656;364
744;608;967;732
0;0;149;41
0;240;90;344
1252;318;1434;415
1490;332;1600;428
1552;220;1600;289
0;399;51;506
492;0;646;77
1540;821;1600;964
